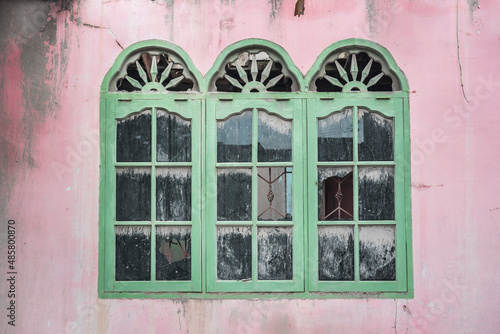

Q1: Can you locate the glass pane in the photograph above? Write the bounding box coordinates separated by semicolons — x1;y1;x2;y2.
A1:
217;110;252;162
358;167;395;220
318;226;354;281
258;110;292;162
359;225;396;281
156;110;191;162
258;167;292;221
318;167;353;221
156;168;191;221
358;109;394;161
217;169;252;221
258;227;293;280
116;167;151;221
115;226;151;281
156;226;191;281
217;226;252;280
318;108;353;162
117;110;151;162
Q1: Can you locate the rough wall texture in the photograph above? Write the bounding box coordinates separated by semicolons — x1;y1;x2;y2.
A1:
1;0;500;333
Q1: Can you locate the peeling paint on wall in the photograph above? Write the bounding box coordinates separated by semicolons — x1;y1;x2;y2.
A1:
0;0;72;215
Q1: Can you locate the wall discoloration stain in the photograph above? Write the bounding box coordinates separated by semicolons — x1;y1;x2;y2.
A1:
365;0;378;34
268;0;283;20
467;0;479;19
0;0;73;215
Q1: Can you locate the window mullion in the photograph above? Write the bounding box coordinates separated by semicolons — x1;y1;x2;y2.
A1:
353;105;360;283
251;107;259;283
151;107;157;282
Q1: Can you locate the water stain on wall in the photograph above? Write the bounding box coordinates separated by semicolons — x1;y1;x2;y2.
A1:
268;0;283;20
0;0;74;215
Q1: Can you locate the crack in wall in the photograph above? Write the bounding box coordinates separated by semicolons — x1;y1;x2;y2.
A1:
456;0;470;103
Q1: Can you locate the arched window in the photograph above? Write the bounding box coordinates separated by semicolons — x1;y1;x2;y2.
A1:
99;39;412;297
305;39;411;292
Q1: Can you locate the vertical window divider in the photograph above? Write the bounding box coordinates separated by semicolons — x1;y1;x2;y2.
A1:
352;105;360;283
151;107;157;282
251;107;259;283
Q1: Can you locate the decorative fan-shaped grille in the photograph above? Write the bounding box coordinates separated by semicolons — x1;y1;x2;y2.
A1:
214;51;296;93
313;52;396;92
115;53;194;92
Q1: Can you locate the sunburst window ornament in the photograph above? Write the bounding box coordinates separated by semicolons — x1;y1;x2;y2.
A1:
321;54;388;92
120;54;187;92
223;54;286;93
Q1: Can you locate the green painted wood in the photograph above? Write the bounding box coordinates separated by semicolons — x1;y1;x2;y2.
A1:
206;98;304;293
100;39;412;298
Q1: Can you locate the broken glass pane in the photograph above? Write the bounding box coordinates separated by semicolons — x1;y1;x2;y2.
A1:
217;168;252;221
258;227;293;280
258;110;292;162
156;110;191;162
115;226;151;281
358;109;394;161
217;110;252;162
217;226;252;280
359;225;396;280
258;167;292;221
116;110;151;162
156;226;191;281
318;108;353;162
156;168;191;221
318;167;353;221
318;226;354;281
358;167;395;220
116;167;151;221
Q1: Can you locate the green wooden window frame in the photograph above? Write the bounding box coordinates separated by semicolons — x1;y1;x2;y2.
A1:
99;39;413;299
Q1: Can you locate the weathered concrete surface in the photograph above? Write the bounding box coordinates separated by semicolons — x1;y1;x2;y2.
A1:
1;0;500;333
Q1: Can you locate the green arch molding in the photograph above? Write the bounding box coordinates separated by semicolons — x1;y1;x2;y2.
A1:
205;39;306;92
305;38;409;92
100;40;204;93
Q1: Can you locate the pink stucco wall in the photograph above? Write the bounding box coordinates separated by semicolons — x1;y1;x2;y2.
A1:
1;0;500;333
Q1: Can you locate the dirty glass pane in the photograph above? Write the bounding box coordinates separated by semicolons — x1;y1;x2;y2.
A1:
318;108;353;162
217;168;252;221
318;226;354;281
258;167;292;221
359;225;396;280
217;110;252;162
156;168;191;221
156;110;191;162
116;110;151;162
258;110;292;162
258;227;293;280
217;226;252;280
115;226;151;281
358;109;394;161
318;167;353;221
116;167;151;221
358;167;395;220
156;226;191;281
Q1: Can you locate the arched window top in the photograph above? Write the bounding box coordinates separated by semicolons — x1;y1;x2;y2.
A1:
102;40;203;93
306;39;409;93
205;39;304;93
